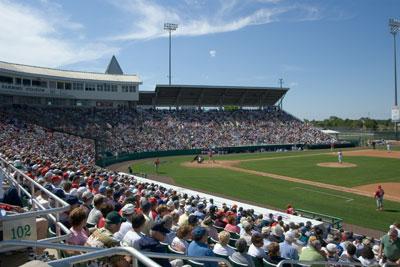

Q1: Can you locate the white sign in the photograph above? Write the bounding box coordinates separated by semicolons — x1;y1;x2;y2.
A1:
2;217;37;241
392;106;400;122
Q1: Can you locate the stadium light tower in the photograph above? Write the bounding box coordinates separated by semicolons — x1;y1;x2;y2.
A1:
164;23;178;85
389;18;400;139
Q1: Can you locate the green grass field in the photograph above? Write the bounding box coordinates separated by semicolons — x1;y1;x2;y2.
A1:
239;155;400;187
132;150;400;231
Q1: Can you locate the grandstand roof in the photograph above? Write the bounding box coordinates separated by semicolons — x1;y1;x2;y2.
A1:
138;84;288;107
0;61;140;83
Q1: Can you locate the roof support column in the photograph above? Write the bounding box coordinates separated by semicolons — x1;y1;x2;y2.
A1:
197;89;205;109
238;91;247;109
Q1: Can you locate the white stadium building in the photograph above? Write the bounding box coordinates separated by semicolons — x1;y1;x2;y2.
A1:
0;56;141;108
0;56;289;110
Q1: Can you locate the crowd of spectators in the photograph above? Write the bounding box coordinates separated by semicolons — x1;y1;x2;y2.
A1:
0;116;399;267
1;106;399;267
1;105;335;154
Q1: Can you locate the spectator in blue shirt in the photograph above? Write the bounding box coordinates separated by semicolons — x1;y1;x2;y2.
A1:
279;232;299;260
187;226;218;267
193;203;206;220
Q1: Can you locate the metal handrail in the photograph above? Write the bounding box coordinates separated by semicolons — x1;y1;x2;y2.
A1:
51;251;232;267
276;259;390;267
0;240;232;267
0;157;71;247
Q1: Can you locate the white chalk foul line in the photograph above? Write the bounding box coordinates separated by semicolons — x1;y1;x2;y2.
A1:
292;187;354;202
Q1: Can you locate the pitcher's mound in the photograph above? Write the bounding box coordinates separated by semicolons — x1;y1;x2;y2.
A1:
317;162;357;168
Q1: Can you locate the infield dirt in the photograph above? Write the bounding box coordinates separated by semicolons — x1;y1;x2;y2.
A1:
317;162;357;168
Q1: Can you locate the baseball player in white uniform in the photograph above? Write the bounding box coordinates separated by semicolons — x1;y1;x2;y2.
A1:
387;142;391;153
338;151;343;164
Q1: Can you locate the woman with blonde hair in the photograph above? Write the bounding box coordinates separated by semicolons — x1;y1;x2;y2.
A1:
171;224;191;253
213;231;235;256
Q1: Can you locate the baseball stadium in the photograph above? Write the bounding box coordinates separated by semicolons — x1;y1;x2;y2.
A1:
1;2;400;267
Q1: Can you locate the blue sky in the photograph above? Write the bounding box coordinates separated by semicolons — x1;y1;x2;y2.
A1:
0;0;399;119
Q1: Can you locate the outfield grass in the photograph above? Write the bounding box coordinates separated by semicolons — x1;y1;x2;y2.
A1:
239;155;400;187
133;154;400;231
214;147;358;161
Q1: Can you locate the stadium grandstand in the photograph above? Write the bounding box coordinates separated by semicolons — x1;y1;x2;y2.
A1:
0;58;397;267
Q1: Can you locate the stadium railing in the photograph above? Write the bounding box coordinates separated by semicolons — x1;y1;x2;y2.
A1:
0;157;71;252
276;259;394;267
295;208;343;229
0;240;233;267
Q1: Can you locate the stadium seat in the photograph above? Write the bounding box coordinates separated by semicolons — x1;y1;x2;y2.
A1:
208;236;219;244
229;238;238;247
228;244;238;252
213;252;229;260
167;245;184;255
47;227;56;238
262;258;277;267
229;256;249;267
213;225;225;232
159;242;169;253
230;232;240;239
187;259;205;267
251;256;264;267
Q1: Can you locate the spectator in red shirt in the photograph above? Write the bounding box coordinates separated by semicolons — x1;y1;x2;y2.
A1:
224;215;240;234
286;204;294;214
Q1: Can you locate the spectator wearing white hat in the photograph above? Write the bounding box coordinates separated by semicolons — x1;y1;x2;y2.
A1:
114;203;135;241
324;243;339;262
279;231;299;260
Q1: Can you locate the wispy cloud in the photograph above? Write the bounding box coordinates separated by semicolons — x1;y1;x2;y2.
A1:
209;50;217;57
0;0;117;68
109;0;322;41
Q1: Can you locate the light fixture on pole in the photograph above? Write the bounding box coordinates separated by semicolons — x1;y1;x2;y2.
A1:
389;18;400;140
164;23;178;85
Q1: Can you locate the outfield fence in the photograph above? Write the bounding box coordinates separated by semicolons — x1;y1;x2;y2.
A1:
97;142;356;167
